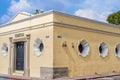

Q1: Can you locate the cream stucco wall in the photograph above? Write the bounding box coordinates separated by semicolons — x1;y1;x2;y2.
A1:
0;35;10;75
0;13;54;78
29;26;53;77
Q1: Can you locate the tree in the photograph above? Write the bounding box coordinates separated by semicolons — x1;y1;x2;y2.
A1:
107;11;120;25
34;9;44;15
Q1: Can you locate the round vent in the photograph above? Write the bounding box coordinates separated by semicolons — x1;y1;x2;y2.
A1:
33;38;44;56
1;43;8;56
99;42;108;57
78;40;89;57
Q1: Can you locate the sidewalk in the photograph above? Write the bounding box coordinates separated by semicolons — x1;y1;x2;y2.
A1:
1;73;120;80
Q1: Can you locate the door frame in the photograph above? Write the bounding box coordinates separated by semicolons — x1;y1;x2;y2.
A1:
8;34;30;77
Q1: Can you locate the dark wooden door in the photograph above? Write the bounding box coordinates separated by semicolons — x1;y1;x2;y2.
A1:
16;41;24;71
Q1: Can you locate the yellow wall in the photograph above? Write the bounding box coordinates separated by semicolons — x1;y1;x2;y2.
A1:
53;13;120;77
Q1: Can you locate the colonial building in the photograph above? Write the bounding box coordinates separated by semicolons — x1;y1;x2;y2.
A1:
0;11;120;79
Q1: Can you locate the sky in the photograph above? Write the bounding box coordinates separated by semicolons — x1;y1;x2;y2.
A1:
0;0;120;24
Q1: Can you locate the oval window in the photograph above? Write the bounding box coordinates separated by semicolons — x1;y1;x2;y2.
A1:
1;43;8;56
99;42;108;57
115;44;120;57
78;40;89;57
33;38;44;56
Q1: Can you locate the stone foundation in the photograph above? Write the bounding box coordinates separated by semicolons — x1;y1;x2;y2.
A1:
40;67;68;79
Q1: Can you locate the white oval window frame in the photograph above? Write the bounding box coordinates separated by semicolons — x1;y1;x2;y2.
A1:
1;43;8;57
115;44;120;58
78;40;89;57
33;38;44;56
99;42;108;57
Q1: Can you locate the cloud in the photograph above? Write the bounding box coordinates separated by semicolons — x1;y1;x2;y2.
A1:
0;0;73;24
28;0;83;13
8;0;34;15
0;0;35;24
75;9;95;19
74;0;120;22
1;0;120;24
74;9;112;22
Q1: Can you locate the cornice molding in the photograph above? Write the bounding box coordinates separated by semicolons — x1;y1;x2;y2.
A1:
53;22;120;37
0;22;53;36
0;21;120;37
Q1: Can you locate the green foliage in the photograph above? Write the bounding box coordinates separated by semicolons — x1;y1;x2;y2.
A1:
34;9;44;15
107;11;120;25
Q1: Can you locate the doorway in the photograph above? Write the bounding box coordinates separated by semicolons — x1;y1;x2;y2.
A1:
15;41;24;71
